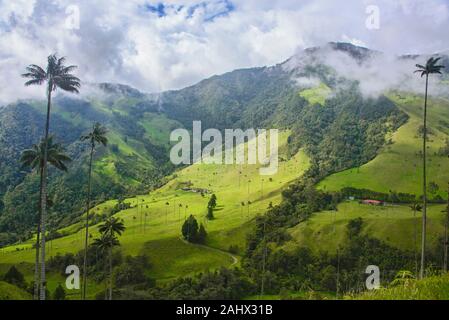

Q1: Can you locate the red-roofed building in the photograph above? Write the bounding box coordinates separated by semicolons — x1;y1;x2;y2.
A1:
360;199;383;206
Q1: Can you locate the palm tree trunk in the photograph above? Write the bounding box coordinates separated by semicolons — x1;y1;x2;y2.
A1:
82;143;95;300
444;216;448;273
33;225;41;299
414;208;418;278
260;220;266;298
444;182;449;273
33;167;44;300
420;74;429;279
39;82;53;300
336;247;340;300
109;247;112;300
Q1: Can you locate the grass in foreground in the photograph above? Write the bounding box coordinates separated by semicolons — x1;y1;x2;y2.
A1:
0;281;31;300
351;274;449;300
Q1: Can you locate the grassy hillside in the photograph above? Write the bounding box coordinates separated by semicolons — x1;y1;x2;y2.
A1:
299;83;332;106
0;281;31;300
284;201;446;253
318;94;449;198
0;131;310;296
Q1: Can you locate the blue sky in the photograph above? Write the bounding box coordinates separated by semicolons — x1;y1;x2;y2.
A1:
143;1;235;20
0;0;448;103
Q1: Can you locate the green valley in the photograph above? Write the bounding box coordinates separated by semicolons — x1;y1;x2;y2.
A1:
0;132;310;297
1;42;449;300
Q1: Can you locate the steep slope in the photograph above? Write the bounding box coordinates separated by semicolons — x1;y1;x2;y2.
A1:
285;201;446;254
0;132;310;293
318;94;449;198
0;86;181;243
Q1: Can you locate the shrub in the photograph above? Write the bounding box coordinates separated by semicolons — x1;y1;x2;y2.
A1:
3;266;26;289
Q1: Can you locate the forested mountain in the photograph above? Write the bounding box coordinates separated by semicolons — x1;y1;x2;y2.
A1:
0;42;447;248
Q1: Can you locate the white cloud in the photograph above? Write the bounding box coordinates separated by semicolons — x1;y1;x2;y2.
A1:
341;34;367;48
0;0;448;104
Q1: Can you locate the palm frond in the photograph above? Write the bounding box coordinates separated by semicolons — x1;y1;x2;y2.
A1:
53;75;81;93
24;78;46;86
414;57;445;76
59;65;77;75
81;123;108;146
20;136;71;172
25;54;81;93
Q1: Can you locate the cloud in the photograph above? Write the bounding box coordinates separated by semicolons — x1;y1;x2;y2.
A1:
286;42;448;98
0;0;448;104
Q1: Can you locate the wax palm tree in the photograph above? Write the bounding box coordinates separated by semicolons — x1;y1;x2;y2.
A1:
414;57;445;279
80;122;108;299
92;233;119;300
22;54;80;299
20;136;71;300
97;216;125;300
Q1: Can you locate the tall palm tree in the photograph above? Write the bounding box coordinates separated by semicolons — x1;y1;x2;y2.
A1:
20;136;71;300
92;233;119;300
22;54;80;299
414;57;444;279
80;122;108;299
97;217;125;300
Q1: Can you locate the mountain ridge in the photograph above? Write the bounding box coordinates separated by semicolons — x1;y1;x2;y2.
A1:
0;42;447;246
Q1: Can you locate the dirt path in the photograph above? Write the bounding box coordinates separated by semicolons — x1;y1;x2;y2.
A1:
178;236;239;266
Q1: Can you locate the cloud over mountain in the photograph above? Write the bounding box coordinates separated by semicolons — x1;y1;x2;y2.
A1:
0;0;448;103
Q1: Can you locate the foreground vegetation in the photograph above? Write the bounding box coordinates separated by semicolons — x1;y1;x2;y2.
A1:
352;274;449;300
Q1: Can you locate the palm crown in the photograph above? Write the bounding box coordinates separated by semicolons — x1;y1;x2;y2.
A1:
22;54;81;93
415;57;445;77
92;233;120;251
20;136;72;172
98;217;126;237
81;122;108;146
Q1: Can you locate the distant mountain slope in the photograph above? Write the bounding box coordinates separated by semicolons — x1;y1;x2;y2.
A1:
318;94;449;198
0;88;181;242
0;42;447;246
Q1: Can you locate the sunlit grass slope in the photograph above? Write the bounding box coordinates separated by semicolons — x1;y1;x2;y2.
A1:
299;83;332;106
0;131;310;288
318;94;449;198
285;201;446;253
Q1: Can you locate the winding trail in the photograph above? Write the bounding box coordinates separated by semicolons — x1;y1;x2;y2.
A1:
178;236;239;267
